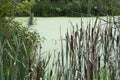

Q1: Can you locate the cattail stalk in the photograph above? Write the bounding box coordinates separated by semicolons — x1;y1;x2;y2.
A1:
29;59;32;79
35;67;40;80
98;56;100;80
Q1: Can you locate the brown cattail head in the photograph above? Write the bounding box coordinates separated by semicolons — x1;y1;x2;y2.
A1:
65;33;69;42
29;59;31;72
80;27;82;33
93;32;96;41
109;27;112;38
70;34;74;53
75;31;78;38
98;56;100;72
116;35;119;46
92;43;95;60
105;29;107;36
92;28;94;41
80;28;83;41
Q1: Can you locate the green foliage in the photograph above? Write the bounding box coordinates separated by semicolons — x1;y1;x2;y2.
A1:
0;0;14;17
0;0;46;80
15;0;35;16
32;0;83;17
31;0;120;17
0;20;45;80
0;0;34;17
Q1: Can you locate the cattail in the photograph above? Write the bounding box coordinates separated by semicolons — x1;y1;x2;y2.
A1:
92;42;95;60
109;27;112;38
116;35;119;46
105;29;107;36
98;56;100;71
80;28;83;41
75;31;78;38
93;32;96;41
57;52;61;80
66;32;69;42
91;28;94;41
89;43;95;80
98;56;100;80
85;66;88;80
101;30;104;43
70;34;74;53
29;59;32;79
104;29;107;68
35;67;40;80
90;61;93;80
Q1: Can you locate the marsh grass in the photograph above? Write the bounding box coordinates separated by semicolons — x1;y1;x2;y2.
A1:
1;15;120;80
48;16;120;80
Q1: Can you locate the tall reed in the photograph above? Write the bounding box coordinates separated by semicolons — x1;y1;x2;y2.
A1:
50;16;120;80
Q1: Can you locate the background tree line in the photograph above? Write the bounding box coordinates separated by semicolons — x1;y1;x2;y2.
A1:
16;0;120;17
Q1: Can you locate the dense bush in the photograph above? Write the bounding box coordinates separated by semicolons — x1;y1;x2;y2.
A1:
0;0;46;79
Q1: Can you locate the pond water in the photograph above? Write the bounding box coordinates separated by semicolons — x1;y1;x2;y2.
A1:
16;17;108;53
15;16;120;63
